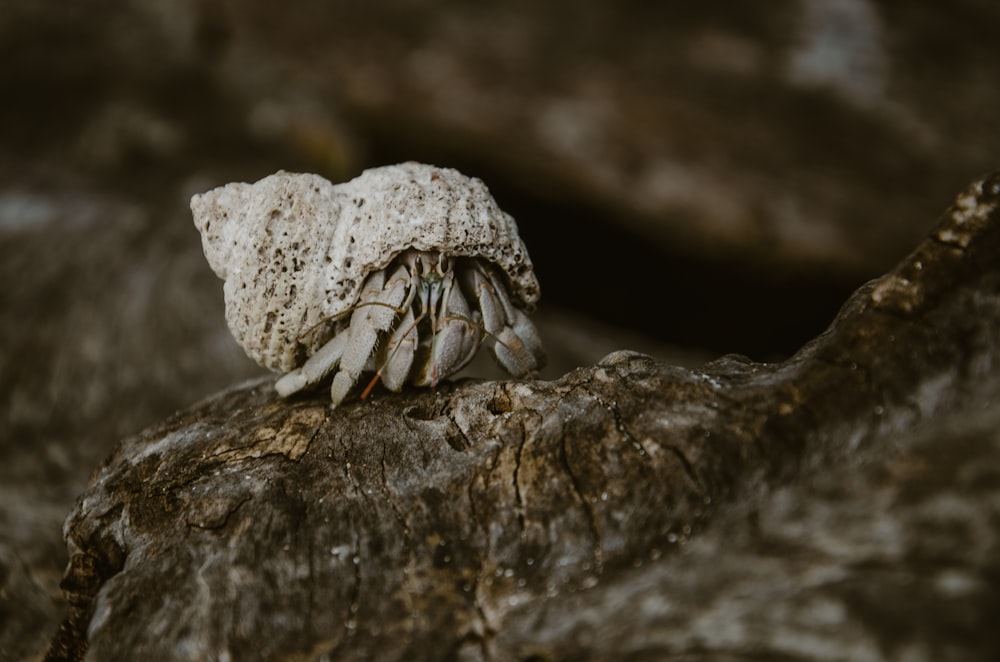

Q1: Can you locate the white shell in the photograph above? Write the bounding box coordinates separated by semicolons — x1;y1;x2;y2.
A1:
191;162;540;372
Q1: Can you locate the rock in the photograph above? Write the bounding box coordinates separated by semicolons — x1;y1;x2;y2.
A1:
0;168;264;661
0;168;682;661
47;174;1000;659
3;2;1000;656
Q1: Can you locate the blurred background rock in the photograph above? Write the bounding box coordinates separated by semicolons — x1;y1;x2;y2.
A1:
2;1;998;658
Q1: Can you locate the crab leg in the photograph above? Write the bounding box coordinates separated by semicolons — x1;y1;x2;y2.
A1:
465;261;545;376
509;306;546;366
425;265;445;384
330;265;410;406
274;331;349;397
464;266;506;337
493;326;539;376
433;271;481;376
490;279;546;372
413;268;480;387
359;260;426;398
368;306;419;393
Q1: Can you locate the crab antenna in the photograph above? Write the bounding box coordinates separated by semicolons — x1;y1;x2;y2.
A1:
359;372;382;401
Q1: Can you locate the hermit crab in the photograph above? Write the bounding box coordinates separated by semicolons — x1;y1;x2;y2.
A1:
191;162;545;406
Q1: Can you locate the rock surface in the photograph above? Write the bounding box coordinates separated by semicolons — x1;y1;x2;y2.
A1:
0;166;671;662
2;2;1000;659
47;175;1000;659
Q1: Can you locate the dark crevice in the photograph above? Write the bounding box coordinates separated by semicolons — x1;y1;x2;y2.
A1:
330;438;368;651
379;444;413;541
511;419;527;536
662;444;703;494
466;442;503;656
445;415;473;452
361;143;867;362
558;430;604;574
607;399;654;463
185;495;252;531
344;534;362;646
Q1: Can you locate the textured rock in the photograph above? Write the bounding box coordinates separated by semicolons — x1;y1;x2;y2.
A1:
0;168;661;662
0;169;265;661
47;174;1000;660
3;2;1000;658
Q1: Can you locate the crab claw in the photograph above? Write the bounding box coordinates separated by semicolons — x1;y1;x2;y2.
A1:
413;271;482;387
465;263;545;377
374;306;418;392
494;311;545;375
328;264;410;406
274;331;348;397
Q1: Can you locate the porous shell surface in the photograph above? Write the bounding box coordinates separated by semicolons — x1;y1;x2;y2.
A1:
191;162;540;372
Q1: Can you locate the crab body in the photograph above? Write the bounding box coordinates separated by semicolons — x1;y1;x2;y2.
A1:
191;162;545;406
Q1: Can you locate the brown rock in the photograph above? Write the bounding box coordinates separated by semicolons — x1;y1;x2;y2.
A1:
48;174;1000;659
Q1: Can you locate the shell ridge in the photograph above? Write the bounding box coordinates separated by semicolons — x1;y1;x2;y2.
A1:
321;180;358;317
193;163;541;373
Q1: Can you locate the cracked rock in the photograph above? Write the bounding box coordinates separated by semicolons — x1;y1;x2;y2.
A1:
49;173;1000;660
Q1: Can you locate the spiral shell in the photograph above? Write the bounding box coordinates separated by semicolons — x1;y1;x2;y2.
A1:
191;162;539;373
